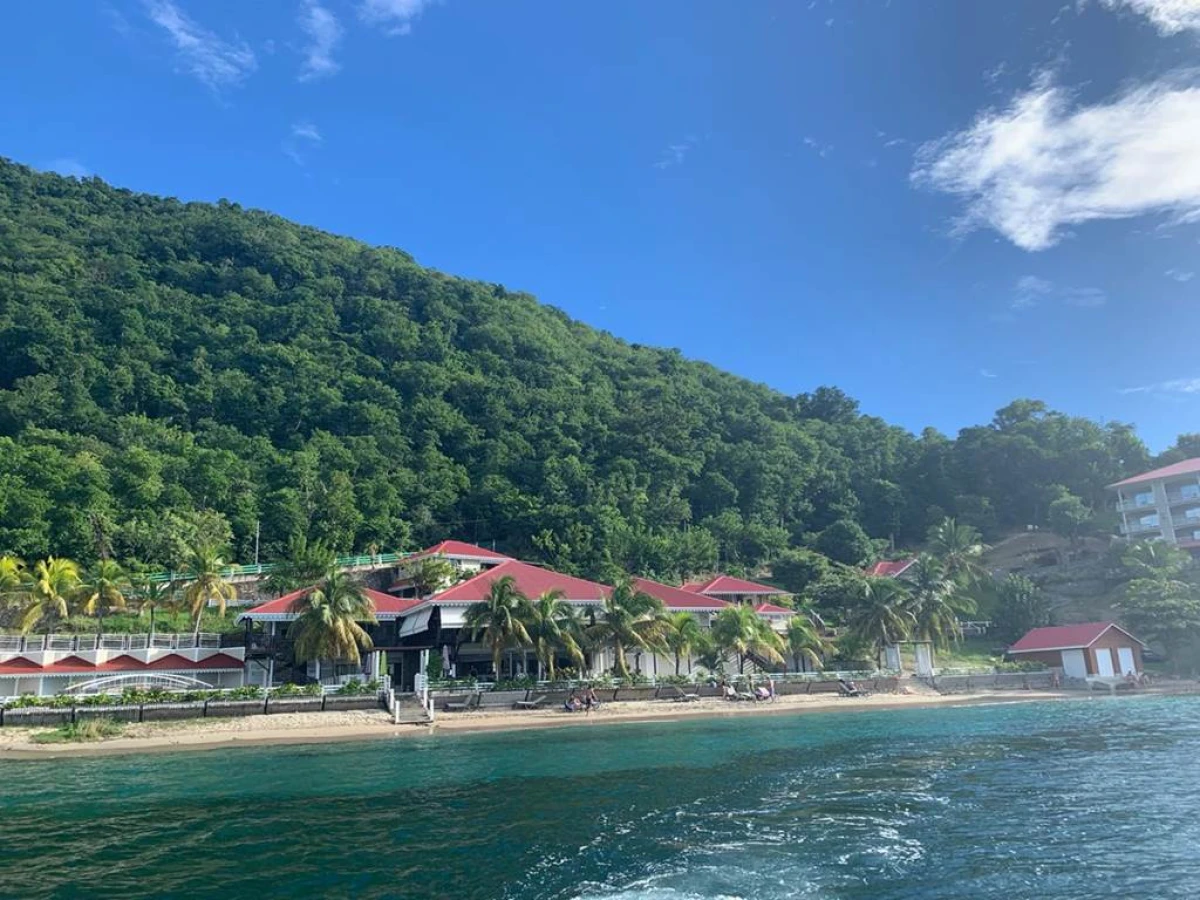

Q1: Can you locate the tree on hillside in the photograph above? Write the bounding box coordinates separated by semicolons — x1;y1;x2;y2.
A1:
289;569;376;669
1116;578;1200;672
0;555;25;605
587;580;667;679
1046;486;1093;543
991;574;1050;643
926;518;988;584
182;544;237;636
133;574;177;639
263;533;337;595
464;576;531;679
17;557;82;634
816;520;874;567
80;559;129;634
771;548;832;595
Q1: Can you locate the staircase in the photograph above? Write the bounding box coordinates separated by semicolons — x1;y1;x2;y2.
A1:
391;694;432;726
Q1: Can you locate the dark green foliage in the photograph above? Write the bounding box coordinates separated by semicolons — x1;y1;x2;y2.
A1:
0;160;1176;579
992;575;1051;642
815;519;874;566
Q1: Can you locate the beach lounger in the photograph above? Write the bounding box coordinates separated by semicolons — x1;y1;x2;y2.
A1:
836;682;867;698
662;685;700;702
513;694;549;710
735;690;756;701
443;692;481;712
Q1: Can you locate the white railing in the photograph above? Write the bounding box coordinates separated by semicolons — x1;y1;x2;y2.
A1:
0;632;226;653
1121;520;1162;535
1115;498;1158;513
412;673;434;722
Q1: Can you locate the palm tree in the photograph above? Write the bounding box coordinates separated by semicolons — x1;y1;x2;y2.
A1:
463;575;531;679
523;589;586;679
0;555;25;606
263;533;337;595
711;604;785;673
182;543;237;636
926;517;988;584
662;611;707;675
587;579;668;679
289;568;377;674
135;576;177;640
907;555;976;649
407;556;457;598
80;559;130;635
785;611;831;673
18;557;83;634
846;577;914;666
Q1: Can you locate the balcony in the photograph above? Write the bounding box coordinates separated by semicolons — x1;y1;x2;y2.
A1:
1121;520;1163;536
1166;491;1200;508
1115;498;1159;513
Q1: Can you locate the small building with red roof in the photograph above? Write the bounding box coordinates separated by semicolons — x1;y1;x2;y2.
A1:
389;540;512;596
866;558;916;579
1006;621;1144;679
1107;457;1200;552
682;574;787;604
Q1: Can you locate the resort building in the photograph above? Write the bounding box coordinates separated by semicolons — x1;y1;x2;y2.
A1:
682;574;796;631
1108;458;1200;553
388;540;511;597
1006;622;1144;679
0;634;246;698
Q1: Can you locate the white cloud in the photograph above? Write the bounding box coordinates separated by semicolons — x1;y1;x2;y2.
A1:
1121;377;1200;394
1011;275;1106;309
913;76;1200;250
292;121;322;143
298;0;342;81
979;368;999;378
43;158;89;179
803;136;833;158
144;0;256;88
1166;267;1196;281
655;136;697;169
359;0;434;35
1101;0;1200;34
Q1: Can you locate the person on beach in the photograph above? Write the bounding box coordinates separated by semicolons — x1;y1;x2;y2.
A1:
583;686;598;714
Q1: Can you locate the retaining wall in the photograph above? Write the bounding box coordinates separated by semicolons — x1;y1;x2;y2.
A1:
0;694;385;727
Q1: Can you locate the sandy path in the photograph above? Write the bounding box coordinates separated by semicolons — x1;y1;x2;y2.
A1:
0;690;1078;759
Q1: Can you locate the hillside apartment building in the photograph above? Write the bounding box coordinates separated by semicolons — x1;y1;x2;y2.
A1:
1108;458;1200;554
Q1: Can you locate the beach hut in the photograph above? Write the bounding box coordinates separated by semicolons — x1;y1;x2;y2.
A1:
1006;622;1145;678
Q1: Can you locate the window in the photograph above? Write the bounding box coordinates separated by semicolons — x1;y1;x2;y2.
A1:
1180;484;1200;500
1185;507;1200;520
1135;491;1154;507
1139;514;1159;527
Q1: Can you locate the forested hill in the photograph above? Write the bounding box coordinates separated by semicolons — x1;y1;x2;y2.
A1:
0;158;1192;578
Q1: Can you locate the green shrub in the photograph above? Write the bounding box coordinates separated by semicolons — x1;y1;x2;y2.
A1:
31;718;124;744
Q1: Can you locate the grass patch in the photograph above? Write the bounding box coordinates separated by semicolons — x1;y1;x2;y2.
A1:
31;718;124;745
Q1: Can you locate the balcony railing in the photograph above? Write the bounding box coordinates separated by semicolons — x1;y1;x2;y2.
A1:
1121;520;1163;535
1166;492;1200;507
0;632;227;654
1115;498;1158;513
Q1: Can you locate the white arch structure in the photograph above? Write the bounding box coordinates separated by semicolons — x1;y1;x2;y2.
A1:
62;673;217;695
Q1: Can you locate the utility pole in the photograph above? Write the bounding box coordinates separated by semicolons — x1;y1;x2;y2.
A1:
254;520;261;567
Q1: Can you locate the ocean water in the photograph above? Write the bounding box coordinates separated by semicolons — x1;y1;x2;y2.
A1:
1;697;1198;899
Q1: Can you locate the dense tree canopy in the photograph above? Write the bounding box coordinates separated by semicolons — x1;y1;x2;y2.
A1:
0;160;1185;580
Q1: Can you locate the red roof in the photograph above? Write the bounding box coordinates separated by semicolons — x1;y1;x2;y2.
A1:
240;587;421;620
755;603;795;615
0;652;244;676
681;574;784;596
632;577;729;610
866;558;915;578
1008;622;1144;653
430;559;610;604
145;652;243;671
1109;458;1200;489
409;540;512;563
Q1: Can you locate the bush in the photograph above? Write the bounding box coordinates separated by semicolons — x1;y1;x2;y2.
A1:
492;676;535;691
31;718;124;744
335;678;379;695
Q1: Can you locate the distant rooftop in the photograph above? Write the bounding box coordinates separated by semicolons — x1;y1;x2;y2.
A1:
1108;457;1200;489
866;558;915;578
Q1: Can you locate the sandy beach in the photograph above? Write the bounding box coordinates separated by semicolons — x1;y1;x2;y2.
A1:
0;689;1086;759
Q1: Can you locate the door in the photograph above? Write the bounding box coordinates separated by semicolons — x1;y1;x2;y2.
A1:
1094;648;1115;677
1061;649;1088;679
1117;647;1137;675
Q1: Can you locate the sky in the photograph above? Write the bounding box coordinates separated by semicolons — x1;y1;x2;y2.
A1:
2;0;1199;450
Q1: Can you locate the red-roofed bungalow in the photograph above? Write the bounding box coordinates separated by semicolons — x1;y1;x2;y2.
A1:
1007;622;1144;679
389;540;512;596
866;558;916;578
682;574;787;604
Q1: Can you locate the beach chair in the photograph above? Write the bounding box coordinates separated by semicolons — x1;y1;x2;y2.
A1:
513;694;549;710
735;689;756;702
836;681;867;698
662;685;700;703
443;692;481;712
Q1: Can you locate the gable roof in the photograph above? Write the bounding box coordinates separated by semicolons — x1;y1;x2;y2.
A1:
754;602;795;615
632;577;729;611
866;558;916;578
1109;458;1200;489
1008;622;1145;654
408;540;512;564
428;559;610;605
681;574;784;596
238;587;421;622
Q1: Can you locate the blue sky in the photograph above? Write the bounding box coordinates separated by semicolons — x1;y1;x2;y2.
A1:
2;0;1199;449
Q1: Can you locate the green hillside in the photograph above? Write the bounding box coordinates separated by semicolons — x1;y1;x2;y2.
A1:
0;158;1193;578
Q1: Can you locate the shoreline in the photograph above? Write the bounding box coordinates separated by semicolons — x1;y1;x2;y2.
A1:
0;689;1093;759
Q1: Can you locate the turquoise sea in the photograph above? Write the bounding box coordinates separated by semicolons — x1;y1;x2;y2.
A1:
2;697;1199;899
